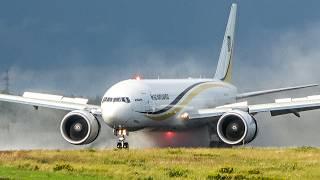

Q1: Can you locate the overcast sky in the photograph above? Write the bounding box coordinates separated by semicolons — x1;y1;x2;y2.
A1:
1;1;320;96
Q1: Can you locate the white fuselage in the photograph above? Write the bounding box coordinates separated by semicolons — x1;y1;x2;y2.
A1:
101;79;237;131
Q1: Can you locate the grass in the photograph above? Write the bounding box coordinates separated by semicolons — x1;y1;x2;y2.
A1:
0;147;319;179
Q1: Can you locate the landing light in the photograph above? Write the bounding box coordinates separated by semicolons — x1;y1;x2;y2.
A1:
180;112;190;120
165;131;175;139
117;129;128;136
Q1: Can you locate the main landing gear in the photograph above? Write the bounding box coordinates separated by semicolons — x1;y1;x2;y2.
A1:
114;128;129;149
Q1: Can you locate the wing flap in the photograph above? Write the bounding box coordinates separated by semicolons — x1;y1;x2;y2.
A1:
23;92;89;104
249;97;320;116
190;95;320;121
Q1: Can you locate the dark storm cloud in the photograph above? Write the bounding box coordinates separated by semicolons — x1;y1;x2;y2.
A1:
0;0;320;94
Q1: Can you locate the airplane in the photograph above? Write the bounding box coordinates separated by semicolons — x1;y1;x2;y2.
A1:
1;3;320;149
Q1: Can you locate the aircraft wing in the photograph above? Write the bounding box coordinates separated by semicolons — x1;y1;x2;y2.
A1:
190;95;320;120
0;92;101;115
236;84;318;99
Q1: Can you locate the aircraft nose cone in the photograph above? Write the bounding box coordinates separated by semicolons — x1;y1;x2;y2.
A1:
102;103;130;127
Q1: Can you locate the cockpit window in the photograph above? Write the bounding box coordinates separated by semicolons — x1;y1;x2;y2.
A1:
102;97;131;103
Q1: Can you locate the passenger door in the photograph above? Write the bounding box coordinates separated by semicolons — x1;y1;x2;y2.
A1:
132;90;153;112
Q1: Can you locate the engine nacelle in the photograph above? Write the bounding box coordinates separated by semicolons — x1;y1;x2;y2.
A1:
60;110;100;145
217;110;257;145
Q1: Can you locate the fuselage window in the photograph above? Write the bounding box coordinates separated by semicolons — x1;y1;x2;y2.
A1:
103;97;131;103
113;98;121;102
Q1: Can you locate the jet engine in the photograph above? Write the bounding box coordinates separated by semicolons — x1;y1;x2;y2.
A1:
217;110;257;145
60;110;100;145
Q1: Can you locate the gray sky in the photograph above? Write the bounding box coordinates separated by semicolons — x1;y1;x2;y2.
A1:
1;0;320;96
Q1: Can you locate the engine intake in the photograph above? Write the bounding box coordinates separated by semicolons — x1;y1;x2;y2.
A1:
217;110;257;145
60;110;100;145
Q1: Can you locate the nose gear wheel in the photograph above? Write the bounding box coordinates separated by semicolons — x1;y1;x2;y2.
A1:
114;128;129;149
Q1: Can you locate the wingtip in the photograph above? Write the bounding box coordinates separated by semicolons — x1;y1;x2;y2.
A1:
308;84;318;87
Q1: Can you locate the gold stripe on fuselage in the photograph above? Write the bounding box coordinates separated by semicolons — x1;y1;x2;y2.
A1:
144;82;226;121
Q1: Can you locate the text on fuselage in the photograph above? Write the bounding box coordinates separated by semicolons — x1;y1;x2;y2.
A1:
150;94;169;101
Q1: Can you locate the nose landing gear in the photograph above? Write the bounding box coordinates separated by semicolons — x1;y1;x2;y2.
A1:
114;128;129;149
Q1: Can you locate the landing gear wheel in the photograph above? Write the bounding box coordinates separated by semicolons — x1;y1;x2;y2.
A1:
123;142;129;149
114;128;129;149
117;142;122;149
